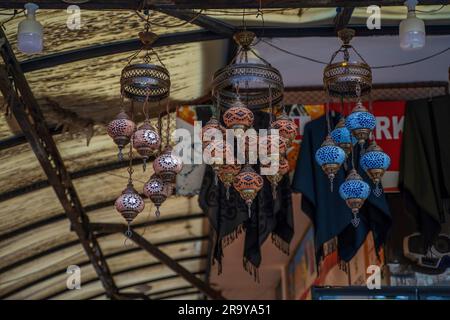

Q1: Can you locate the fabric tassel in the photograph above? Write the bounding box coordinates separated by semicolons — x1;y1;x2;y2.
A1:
221;224;244;249
243;257;260;283
271;233;290;255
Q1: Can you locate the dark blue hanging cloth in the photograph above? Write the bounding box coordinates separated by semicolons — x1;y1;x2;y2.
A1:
291;114;391;263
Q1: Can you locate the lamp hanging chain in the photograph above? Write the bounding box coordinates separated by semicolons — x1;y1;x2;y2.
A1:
127;101;135;185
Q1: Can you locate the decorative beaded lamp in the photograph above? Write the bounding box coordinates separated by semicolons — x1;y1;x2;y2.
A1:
360;141;391;196
346;100;376;146
115;183;145;226
330;117;356;156
222;96;254;130
315;135;346;191
204;140;234;184
270;109;298;148
201;115;226;149
107;111;136;160
153;146;183;183
132;121;160;170
339;169;370;228
233;165;264;218
218;164;242;200
143;174;170;217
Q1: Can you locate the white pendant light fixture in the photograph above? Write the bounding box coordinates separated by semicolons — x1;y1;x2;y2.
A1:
17;3;43;54
399;0;426;51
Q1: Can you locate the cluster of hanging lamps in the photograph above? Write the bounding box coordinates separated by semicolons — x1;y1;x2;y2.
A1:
205;29;294;212
317;28;390;227
107;17;182;232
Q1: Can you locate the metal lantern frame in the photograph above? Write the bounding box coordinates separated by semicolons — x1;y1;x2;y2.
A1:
212;30;284;111
323;28;372;99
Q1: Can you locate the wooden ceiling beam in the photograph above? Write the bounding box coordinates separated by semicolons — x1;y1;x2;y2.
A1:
0;1;446;9
20;30;225;73
43;254;208;300
0;215;206;275
91;223;224;300
86;271;206;300
0;29;119;299
1;238;208;299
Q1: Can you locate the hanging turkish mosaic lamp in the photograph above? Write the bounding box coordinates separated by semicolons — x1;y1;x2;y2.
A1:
262;157;290;199
360;141;391;197
233;165;264;218
201;115;226;149
132;120;160;171
203;140;234;185
222;96;254;130
345;99;376;146
258;133;287;158
330;117;356;156
153;146;183;184
143;174;170;218
107;111;136;160
218;164;242;200
270;108;298;148
315;135;346;191
339;169;370;228
115;182;145;233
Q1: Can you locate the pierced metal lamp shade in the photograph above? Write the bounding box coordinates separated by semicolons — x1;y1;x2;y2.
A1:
323;28;372;98
339;169;370;227
212;31;284;110
120;31;171;102
345;101;376;145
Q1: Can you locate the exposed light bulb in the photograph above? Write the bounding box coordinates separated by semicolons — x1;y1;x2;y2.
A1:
399;0;426;51
17;3;43;54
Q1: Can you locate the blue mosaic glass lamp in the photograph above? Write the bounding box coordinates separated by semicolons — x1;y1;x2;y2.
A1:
345;100;376;146
331;117;357;156
315;135;346;191
360;141;391;196
339;169;370;227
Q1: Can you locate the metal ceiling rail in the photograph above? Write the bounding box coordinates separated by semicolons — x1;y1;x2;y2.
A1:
87;271;206;300
1;236;208;299
91;223;225;300
0;29;119;299
20;29;225;73
0;0;446;9
43;254;208;300
0;158;145;203
17;25;450;74
0;214;207;274
155;289;200;300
